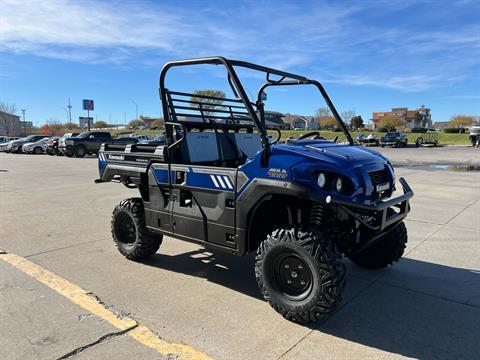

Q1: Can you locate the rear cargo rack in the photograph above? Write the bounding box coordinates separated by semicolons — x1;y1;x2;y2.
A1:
165;89;256;131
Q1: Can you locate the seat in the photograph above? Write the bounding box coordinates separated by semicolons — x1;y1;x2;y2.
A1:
234;133;262;158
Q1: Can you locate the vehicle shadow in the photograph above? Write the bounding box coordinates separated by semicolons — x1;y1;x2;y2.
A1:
142;249;480;358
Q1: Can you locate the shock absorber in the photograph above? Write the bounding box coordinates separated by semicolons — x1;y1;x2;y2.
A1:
309;203;324;227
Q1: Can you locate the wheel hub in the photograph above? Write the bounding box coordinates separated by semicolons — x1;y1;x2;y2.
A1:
115;212;137;245
274;254;313;299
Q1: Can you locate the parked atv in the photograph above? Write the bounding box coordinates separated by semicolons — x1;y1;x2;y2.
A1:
96;57;413;323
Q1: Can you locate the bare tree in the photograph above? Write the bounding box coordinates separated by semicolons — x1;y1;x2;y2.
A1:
340;110;356;124
0;101;18;114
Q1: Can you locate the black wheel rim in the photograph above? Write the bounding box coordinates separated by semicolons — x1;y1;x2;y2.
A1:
272;253;313;300
114;212;137;245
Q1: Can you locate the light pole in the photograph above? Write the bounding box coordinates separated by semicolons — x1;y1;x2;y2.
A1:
67;97;72;125
129;98;138;120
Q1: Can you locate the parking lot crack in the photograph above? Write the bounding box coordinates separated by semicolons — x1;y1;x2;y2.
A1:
56;324;138;359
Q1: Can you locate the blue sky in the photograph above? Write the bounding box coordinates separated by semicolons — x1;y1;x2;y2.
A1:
1;0;479;126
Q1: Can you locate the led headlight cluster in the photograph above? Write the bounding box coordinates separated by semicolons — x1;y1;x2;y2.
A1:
316;172;350;194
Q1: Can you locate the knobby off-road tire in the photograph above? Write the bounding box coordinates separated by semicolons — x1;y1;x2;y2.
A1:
255;227;346;323
349;221;407;269
111;198;162;260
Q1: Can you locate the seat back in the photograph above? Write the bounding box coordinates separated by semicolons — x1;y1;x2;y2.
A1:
184;132;219;163
234;133;262;158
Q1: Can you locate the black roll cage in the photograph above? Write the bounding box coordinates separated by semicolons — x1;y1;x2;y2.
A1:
159;56;354;153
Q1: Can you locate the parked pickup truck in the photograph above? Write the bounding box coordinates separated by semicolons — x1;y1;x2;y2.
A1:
58;131;138;157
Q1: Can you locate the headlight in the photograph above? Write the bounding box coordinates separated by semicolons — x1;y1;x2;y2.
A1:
65;139;74;145
336;177;344;193
317;172;326;188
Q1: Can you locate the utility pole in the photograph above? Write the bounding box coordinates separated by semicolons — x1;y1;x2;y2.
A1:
124;112;126;128
67;97;72;125
21;109;26;136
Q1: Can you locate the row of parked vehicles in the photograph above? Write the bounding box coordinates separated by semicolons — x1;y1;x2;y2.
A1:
0;132;167;157
356;131;439;148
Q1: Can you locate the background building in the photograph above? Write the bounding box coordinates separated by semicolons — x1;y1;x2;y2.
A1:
0;111;21;136
372;105;432;129
79;117;93;128
282;114;318;130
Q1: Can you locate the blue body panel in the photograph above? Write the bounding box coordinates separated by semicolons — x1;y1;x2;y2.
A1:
99;140;394;204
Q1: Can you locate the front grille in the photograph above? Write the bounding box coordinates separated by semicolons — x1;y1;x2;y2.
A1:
369;169;388;186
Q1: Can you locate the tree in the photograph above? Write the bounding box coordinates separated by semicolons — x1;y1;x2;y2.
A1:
40;124;53;135
128;119;145;129
340;110;356;124
0;101;17;114
449;115;474;129
150;119;164;128
319;116;337;130
378;116;405;130
64;122;79;130
190;90;226;118
93;120;108;129
46;118;63;135
315;107;333;129
350;115;364;130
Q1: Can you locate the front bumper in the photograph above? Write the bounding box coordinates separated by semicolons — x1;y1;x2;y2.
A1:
58;145;73;155
330;177;413;231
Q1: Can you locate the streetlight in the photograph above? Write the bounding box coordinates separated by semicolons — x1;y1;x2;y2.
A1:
129;98;139;120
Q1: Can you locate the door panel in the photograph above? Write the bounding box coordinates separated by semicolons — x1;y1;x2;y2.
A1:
170;165;237;248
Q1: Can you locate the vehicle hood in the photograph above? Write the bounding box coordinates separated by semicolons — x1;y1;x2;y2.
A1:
272;141;386;168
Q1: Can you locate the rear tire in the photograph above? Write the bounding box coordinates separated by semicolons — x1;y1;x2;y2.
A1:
255;227;346;323
349;222;407;269
33;147;43;155
111;198;162;260
74;145;86;158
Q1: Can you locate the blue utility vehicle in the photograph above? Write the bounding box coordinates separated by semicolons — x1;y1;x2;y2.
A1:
96;57;413;323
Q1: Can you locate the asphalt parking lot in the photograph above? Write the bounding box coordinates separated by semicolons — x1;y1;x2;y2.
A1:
1;147;479;359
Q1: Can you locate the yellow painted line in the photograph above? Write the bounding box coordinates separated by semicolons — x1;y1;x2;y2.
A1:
0;252;213;360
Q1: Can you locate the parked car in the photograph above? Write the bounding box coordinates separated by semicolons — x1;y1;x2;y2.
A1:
58;131;138;157
6;135;49;153
357;133;379;146
469;126;480;147
380;132;408;147
0;137;21;152
138;133;166;145
46;133;79;156
22;137;51;154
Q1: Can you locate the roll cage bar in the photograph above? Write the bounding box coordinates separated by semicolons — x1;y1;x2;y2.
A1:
159;56;354;151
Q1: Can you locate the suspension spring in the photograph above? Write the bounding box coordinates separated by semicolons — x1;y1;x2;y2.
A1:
309;203;324;227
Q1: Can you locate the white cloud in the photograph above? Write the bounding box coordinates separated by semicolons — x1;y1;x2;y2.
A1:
0;0;478;92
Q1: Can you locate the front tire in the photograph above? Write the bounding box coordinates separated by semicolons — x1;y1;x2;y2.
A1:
255;227;346;323
111;198;162;260
33;147;43;155
349;222;407;269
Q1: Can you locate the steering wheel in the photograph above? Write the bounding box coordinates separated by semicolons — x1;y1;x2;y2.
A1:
296;131;325;140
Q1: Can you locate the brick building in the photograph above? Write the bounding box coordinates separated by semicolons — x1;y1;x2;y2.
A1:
372;105;431;130
0;111;21;136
